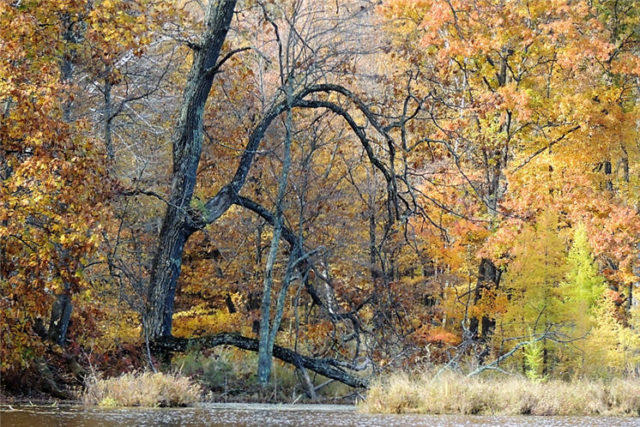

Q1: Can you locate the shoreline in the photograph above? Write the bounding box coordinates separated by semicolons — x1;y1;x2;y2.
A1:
359;371;640;417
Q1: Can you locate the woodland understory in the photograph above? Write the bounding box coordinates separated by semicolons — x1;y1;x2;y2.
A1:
1;0;640;403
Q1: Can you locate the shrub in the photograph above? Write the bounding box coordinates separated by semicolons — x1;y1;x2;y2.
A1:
83;371;202;407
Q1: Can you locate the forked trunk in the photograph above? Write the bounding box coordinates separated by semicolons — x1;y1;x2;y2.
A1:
144;0;237;340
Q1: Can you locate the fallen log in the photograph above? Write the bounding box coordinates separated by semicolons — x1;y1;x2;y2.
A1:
152;333;369;388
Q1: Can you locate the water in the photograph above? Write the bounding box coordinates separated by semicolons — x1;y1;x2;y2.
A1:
1;403;638;427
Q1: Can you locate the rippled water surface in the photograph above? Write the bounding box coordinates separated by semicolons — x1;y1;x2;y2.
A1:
1;403;638;426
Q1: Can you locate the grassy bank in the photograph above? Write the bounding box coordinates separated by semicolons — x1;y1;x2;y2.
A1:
359;371;640;416
80;347;354;407
83;372;202;407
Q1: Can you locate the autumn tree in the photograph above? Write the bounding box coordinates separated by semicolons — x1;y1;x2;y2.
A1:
497;211;569;374
139;0;422;389
379;0;640;350
3;0;639;392
0;0;109;373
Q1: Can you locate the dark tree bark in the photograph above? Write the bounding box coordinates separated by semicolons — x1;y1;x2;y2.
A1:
469;258;501;340
604;160;613;192
48;292;72;346
144;0;238;339
103;77;114;160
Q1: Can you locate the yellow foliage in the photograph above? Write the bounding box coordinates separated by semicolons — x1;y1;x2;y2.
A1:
172;307;244;338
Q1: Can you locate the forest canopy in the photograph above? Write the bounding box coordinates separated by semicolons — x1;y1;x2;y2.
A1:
1;0;639;393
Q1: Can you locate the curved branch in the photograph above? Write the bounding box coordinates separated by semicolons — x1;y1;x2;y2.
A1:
294;99;393;183
233;195;298;248
152;333;369;388
230;195;336;309
199;83;400;227
512;125;580;173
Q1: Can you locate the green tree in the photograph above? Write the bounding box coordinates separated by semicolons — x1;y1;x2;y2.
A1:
563;223;605;318
498;211;568;374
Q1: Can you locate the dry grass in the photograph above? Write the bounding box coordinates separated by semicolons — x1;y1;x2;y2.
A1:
83;371;202;407
359;371;640;416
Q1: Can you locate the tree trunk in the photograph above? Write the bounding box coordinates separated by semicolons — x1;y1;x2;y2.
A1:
256;216;284;385
257;82;294;385
470;258;501;339
103;76;114;160
144;0;237;340
48;291;72;346
47;13;77;347
604;160;613;192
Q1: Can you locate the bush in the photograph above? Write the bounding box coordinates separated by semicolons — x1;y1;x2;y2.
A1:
83;371;202;407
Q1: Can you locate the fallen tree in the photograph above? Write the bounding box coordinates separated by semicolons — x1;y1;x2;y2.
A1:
152;333;369;388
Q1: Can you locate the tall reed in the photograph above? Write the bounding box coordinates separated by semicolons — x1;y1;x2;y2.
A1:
360;371;640;416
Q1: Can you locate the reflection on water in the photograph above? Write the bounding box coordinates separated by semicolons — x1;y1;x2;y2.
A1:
1;403;638;427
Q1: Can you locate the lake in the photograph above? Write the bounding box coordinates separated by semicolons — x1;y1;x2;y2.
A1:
1;403;638;426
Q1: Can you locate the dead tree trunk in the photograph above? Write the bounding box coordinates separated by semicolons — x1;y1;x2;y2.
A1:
152;333;369;388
